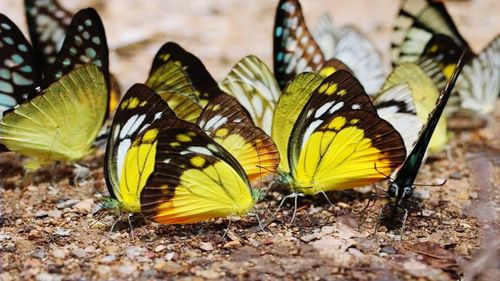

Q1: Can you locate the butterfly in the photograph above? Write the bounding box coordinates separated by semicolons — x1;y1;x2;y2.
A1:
385;52;465;225
0;64;108;169
391;0;499;116
0;8;116;118
273;0;384;94
273;70;407;197
103;84;270;224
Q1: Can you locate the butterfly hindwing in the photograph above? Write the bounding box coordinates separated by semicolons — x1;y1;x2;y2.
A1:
273;0;325;89
197;93;280;185
0;64;107;168
140;118;255;224
0;13;42;114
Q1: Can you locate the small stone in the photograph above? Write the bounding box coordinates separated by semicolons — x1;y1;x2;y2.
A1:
53;228;71;236
196;269;221;279
337;202;350;209
223;240;241;249
154;245;166;253
32;249;46;259
118;264;137;276
56;199;80;209
100;255;116;263
5;242;16;252
35;273;62;281
164;252;175;261
300;233;318;243
73;199;94;213
199;242;214;251
449;172;462;180
35;211;48;218
47;210;63;219
50;246;68;259
0;234;12;241
72;248;87;258
125;246;146;259
380;245;397;255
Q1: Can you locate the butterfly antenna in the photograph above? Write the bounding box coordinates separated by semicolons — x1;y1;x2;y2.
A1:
412;179;447;187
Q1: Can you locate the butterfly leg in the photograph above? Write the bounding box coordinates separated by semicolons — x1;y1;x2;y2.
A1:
222;219;232;240
127;213;135;237
289;193;305;223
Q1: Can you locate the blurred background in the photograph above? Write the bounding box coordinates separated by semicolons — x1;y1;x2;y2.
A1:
1;0;499;90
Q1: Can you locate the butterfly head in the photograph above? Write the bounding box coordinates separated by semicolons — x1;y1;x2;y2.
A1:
93;196;121;216
251;188;266;203
387;182;413;207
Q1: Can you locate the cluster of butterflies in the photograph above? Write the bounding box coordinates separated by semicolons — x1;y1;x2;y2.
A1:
0;0;497;228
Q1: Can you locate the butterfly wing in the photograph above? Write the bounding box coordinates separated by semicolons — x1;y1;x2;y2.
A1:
391;0;470;64
456;35;500;115
272;72;324;172
273;0;325;89
43;8;109;88
285;71;406;194
104;83;176;213
140;118;255;224
146;61;202;122
0;64;107;168
373;83;423;154
149;42;222;106
197;93;280;185
382;63;448;154
0;14;42;116
24;0;72;72
219;55;281;134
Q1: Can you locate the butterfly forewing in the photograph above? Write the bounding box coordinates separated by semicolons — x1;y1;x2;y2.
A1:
25;0;72;72
0;13;42;113
291;70;377;157
290;109;406;195
149;42;221;106
43;8;109;89
105;83;175;204
392;0;470;64
273;0;325;89
219;55;281;134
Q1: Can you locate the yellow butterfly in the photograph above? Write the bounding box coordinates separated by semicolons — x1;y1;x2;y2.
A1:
103;84;277;224
0;64;107;169
273;70;407;196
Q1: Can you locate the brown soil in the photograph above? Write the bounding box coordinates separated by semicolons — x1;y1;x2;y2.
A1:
1;0;499;280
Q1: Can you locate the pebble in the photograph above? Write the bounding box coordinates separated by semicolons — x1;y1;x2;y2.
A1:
379;245;397;255
47;210;63;219
35;211;48;218
72;247;87;258
164;252;175;261
199;242;214;251
53;228;71;237
154;245;166;253
449;172;462;180
0;234;12;241
223;240;241;249
5;242;16;252
50;247;68;259
126;246;146;259
100;255;116;263
73;199;94;213
32;249;46;259
56;199;80;209
35;273;62;281
118;264;137;276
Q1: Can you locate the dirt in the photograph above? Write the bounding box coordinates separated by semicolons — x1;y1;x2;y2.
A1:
1;0;499;280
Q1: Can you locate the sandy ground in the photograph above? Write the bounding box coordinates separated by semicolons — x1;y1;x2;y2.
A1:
1;0;499;280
